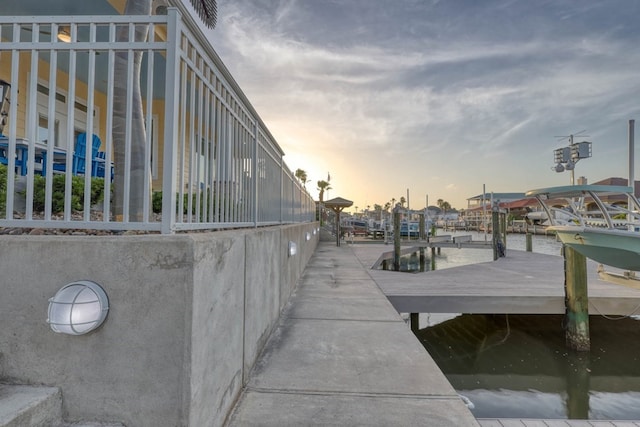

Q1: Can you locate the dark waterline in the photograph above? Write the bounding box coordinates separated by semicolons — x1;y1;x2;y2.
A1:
411;231;640;420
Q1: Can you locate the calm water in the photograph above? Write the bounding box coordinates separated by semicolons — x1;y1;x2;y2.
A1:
412;231;640;420
400;230;562;272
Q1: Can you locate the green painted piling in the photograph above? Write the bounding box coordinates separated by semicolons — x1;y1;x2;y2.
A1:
564;245;590;351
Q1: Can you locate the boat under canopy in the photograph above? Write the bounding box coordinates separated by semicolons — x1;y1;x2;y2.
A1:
526;185;640;271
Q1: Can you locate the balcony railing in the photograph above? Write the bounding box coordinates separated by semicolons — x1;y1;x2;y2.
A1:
0;9;315;234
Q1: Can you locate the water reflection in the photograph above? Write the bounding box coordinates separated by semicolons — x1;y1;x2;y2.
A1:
397;231;563;273
415;314;640;420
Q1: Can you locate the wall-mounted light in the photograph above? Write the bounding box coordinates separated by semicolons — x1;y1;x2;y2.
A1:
47;280;109;335
57;26;71;43
288;241;297;257
305;232;311;241
313;229;317;235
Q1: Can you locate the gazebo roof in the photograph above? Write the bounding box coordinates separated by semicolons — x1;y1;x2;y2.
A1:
324;197;353;208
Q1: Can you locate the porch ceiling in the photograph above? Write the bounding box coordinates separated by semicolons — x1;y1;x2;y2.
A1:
6;0;118;15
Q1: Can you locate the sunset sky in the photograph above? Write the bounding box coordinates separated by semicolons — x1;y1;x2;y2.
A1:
205;0;640;212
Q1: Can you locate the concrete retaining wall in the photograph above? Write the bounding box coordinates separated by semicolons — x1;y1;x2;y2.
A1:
0;223;318;426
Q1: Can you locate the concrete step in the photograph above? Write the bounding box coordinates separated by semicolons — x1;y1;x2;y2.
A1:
0;384;62;427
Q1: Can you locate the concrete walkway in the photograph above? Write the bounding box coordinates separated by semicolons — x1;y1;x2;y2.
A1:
227;241;478;426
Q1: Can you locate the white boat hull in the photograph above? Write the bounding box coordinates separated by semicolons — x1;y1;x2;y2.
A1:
551;226;640;271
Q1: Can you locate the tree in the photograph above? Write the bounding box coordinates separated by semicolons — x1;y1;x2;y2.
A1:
437;199;451;217
317;180;331;203
114;0;217;221
294;168;309;187
400;196;406;207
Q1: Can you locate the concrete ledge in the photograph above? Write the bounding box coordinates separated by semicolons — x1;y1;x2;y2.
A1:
0;385;61;427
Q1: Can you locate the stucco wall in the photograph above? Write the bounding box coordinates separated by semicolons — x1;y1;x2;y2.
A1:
0;223;319;426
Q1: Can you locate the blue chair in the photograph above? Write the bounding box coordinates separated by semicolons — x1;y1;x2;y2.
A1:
73;133;102;175
94;150;114;180
0;136;27;175
42;133;103;176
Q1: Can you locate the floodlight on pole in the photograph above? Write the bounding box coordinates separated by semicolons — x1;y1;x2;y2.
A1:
552;133;592;185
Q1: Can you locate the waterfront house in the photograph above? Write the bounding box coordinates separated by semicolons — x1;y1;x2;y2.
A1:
1;0;314;233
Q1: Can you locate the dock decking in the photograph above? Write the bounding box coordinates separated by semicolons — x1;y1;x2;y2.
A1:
351;246;640;316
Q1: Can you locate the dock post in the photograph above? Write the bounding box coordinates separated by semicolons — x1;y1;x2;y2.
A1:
393;207;401;271
526;233;532;252
492;208;500;260
419;248;425;272
564;245;590;351
566;352;590;419
410;313;419;333
419;213;425;240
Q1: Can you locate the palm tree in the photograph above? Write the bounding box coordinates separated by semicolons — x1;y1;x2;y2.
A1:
317;180;331;203
114;0;216;221
294;168;308;187
400;196;406;207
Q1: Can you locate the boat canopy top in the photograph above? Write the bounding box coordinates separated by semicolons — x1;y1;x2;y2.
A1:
526;185;634;200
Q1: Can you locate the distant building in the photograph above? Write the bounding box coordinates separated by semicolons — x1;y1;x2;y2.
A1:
466;192;526;209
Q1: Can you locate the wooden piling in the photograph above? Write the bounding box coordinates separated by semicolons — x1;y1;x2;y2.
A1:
419;213;426;240
410;313;419;333
566;353;590;418
564;245;590;351
526;233;532;252
492;209;500;260
393;208;401;271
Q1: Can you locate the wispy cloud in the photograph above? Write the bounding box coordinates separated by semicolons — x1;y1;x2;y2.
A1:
209;0;640;208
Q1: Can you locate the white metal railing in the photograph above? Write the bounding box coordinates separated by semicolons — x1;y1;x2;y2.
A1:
0;9;315;233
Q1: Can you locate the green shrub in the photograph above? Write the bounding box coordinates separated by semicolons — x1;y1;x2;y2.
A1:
152;191;163;213
31;174;107;213
0;164;7;215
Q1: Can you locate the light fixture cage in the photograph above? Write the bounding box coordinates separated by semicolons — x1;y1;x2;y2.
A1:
305;232;311;241
47;280;109;335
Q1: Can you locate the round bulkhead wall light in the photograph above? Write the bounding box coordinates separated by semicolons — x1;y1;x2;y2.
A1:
288;241;298;257
47;280;109;335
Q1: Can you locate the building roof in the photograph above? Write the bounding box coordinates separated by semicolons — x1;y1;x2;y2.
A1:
467;192;526;202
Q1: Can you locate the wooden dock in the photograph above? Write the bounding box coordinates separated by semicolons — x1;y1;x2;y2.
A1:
351;246;640;316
